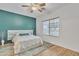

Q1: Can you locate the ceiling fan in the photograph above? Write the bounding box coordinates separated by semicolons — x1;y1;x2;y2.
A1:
22;3;46;13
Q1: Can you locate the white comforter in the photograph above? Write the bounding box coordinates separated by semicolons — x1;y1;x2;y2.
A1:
13;35;43;54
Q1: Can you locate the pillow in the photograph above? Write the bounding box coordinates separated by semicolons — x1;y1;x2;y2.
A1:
19;33;29;36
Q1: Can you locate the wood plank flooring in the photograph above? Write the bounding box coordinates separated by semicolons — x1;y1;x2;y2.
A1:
0;43;79;56
36;45;79;56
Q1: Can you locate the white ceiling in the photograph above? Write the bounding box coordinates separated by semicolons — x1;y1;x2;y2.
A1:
0;3;67;18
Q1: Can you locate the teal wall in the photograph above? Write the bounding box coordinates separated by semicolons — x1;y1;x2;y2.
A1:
0;10;36;43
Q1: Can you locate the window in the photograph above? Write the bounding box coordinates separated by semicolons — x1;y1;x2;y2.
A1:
43;17;60;36
43;20;49;35
50;17;60;36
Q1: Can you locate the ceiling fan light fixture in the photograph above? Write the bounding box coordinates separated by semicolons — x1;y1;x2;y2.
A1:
32;7;37;10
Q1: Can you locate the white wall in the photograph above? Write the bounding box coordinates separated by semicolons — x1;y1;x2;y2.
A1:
36;4;79;52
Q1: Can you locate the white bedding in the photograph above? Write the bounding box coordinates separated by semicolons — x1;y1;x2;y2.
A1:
13;35;43;54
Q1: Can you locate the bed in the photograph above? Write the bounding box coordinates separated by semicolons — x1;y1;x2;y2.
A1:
8;30;43;54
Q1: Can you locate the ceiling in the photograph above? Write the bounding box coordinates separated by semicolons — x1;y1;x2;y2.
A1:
0;3;67;18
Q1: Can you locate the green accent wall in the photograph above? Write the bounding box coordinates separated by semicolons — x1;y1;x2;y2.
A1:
0;10;36;44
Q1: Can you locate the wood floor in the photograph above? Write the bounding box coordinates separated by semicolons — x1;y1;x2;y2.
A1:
0;43;79;56
36;45;79;56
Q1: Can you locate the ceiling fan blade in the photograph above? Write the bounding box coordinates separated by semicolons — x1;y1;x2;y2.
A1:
22;5;29;7
30;10;33;13
41;7;46;10
38;9;42;12
39;3;46;6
